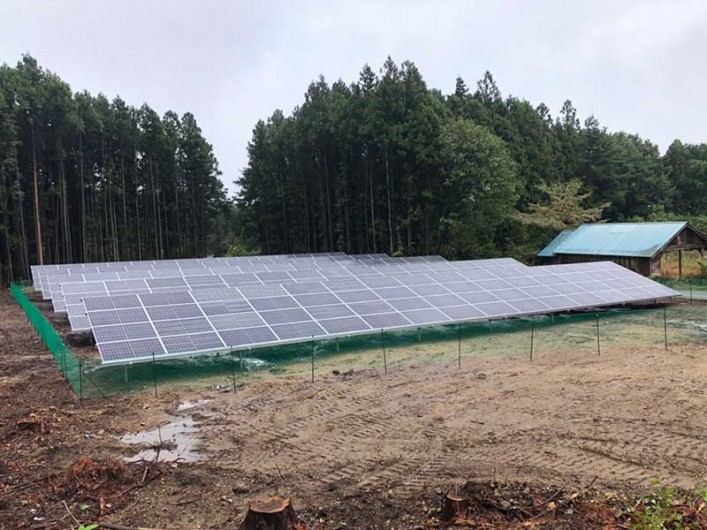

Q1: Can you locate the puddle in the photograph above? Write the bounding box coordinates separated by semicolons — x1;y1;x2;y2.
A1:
120;416;202;463
177;399;211;412
121;400;211;463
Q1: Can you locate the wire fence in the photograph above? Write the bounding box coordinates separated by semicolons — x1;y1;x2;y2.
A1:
10;282;707;401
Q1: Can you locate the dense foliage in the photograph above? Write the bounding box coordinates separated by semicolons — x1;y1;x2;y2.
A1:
238;58;707;259
0;56;231;283
3;55;707;283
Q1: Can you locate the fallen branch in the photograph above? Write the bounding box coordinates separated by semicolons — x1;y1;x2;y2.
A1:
62;500;81;527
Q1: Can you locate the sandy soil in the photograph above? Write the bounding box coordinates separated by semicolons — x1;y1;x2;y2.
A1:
2;289;707;529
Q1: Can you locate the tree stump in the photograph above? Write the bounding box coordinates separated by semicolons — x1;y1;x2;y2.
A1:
239;497;304;530
440;492;469;522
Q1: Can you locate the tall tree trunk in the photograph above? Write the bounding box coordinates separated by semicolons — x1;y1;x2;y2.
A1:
324;152;333;251
79;134;87;262
385;147;394;254
149;158;160;259
110;192;119;260
134;145;142;260
317;151;326;251
15;163;30;277
174;180;181;257
190;171;197;257
367;147;377;253
59;138;72;262
31;125;43;265
120;156;128;257
280;182;289;253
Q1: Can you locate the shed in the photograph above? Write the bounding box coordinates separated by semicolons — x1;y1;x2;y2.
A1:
538;222;707;276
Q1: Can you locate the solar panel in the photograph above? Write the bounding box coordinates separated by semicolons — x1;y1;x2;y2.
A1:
318;315;371;333
32;254;680;364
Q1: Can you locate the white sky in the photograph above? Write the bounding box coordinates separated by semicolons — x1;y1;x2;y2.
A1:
2;0;706;196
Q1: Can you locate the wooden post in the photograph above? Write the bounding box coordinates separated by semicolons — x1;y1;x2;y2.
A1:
239;497;304;530
679;249;683;279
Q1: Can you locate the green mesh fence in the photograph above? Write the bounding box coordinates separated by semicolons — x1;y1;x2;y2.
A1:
11;282;82;397
11;281;707;400
654;277;707;292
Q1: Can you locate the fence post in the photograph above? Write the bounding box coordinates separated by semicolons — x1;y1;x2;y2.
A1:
230;349;237;393
381;329;387;375
596;313;601;356
690;278;693;304
457;323;462;369
663;306;668;351
61;346;67;378
310;336;315;383
529;320;534;361
79;358;83;406
151;351;158;398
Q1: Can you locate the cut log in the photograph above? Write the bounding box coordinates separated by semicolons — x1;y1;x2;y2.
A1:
440;492;469;522
239;497;304;530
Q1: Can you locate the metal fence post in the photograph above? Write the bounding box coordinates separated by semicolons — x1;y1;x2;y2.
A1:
529;320;534;361
310;336;315;383
690;278;693;303
79;358;83;406
596;313;601;356
457;323;462;369
381;329;387;375
230;349;237;393
663;306;668;351
151;351;158;397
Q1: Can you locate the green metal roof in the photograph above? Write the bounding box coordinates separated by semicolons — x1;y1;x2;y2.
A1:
537;228;575;257
538;222;688;258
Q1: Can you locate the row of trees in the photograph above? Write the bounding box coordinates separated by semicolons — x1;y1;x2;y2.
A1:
238;58;707;259
3;56;706;282
0;55;231;283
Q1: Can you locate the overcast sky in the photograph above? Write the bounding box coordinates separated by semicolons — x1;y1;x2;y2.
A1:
2;0;706;196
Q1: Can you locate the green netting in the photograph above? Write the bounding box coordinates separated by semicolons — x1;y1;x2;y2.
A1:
654;277;707;292
11;282;83;396
11;281;707;400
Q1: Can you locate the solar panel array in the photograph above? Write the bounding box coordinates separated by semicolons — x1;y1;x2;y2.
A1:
30;254;679;365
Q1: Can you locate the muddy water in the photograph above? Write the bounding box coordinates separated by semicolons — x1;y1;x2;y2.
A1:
120;400;210;463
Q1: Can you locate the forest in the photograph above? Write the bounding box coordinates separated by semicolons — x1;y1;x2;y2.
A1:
0;55;231;283
238;58;707;260
2;56;707;283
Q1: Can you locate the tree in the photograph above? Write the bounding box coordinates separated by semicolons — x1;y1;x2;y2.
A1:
516;179;607;231
0;55;232;282
438;118;520;258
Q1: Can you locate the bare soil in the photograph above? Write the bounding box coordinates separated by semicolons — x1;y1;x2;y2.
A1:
2;289;707;529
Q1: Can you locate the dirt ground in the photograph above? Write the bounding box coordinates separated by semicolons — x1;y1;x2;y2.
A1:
2;289;707;529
